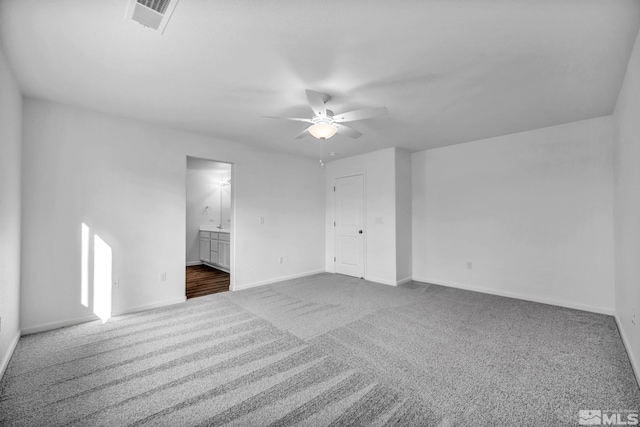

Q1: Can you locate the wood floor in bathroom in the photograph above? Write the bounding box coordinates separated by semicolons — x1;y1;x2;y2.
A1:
186;265;230;299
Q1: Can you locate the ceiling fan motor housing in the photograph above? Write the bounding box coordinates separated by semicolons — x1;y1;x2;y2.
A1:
262;89;387;140
312;111;335;125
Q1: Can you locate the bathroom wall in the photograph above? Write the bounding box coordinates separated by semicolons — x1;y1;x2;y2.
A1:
186;158;231;265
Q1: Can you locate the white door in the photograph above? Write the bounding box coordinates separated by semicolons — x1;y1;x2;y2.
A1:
334;174;365;278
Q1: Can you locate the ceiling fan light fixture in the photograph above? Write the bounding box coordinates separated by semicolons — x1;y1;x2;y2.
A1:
262;89;386;140
308;122;338;139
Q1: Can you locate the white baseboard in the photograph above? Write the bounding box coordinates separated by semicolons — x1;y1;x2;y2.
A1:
113;296;187;316
0;331;21;381
615;314;640;389
232;269;325;291
397;276;413;286
21;314;99;335
413;277;614;316
366;276;398;287
365;276;411;286
186;261;202;266
21;297;187;335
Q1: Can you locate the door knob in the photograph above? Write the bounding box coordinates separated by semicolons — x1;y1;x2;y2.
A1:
359;230;363;234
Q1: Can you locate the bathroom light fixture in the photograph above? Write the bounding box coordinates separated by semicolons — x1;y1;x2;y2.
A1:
307;122;338;140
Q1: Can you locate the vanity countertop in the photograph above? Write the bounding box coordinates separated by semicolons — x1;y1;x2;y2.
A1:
199;225;230;233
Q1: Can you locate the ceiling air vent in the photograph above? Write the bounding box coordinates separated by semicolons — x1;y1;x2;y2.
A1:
126;0;179;34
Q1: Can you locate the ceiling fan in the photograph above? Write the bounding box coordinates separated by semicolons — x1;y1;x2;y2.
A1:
263;90;388;140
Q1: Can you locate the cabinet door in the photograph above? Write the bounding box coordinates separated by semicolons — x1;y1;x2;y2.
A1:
218;241;230;269
199;238;211;262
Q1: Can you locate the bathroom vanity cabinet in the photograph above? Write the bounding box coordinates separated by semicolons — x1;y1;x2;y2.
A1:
199;231;230;272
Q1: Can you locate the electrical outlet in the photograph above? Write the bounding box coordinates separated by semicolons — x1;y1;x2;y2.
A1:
279;256;284;264
160;272;167;282
259;216;265;225
113;278;120;288
467;262;473;270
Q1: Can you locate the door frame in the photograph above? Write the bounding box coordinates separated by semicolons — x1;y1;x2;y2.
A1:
185;156;235;291
333;172;367;279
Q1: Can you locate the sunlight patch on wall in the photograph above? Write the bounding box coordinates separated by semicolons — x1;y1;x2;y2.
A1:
81;223;90;307
93;234;112;323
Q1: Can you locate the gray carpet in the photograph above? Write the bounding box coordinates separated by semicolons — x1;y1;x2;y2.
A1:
1;273;638;426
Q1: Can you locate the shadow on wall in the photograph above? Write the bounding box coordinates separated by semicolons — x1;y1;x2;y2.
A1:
81;222;112;323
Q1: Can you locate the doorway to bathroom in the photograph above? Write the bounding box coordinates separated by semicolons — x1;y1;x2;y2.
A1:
185;157;233;298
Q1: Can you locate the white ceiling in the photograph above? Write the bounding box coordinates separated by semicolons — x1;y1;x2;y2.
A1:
1;0;639;161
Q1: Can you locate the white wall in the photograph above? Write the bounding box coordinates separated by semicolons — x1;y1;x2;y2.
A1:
185;162;231;265
412;117;615;314
325;148;398;285
20;98;325;333
613;28;640;380
0;45;22;378
395;148;412;283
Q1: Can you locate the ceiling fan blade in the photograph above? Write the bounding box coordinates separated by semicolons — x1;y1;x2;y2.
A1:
334;123;362;139
332;106;388;123
260;116;313;123
305;90;327;117
294;128;309;139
